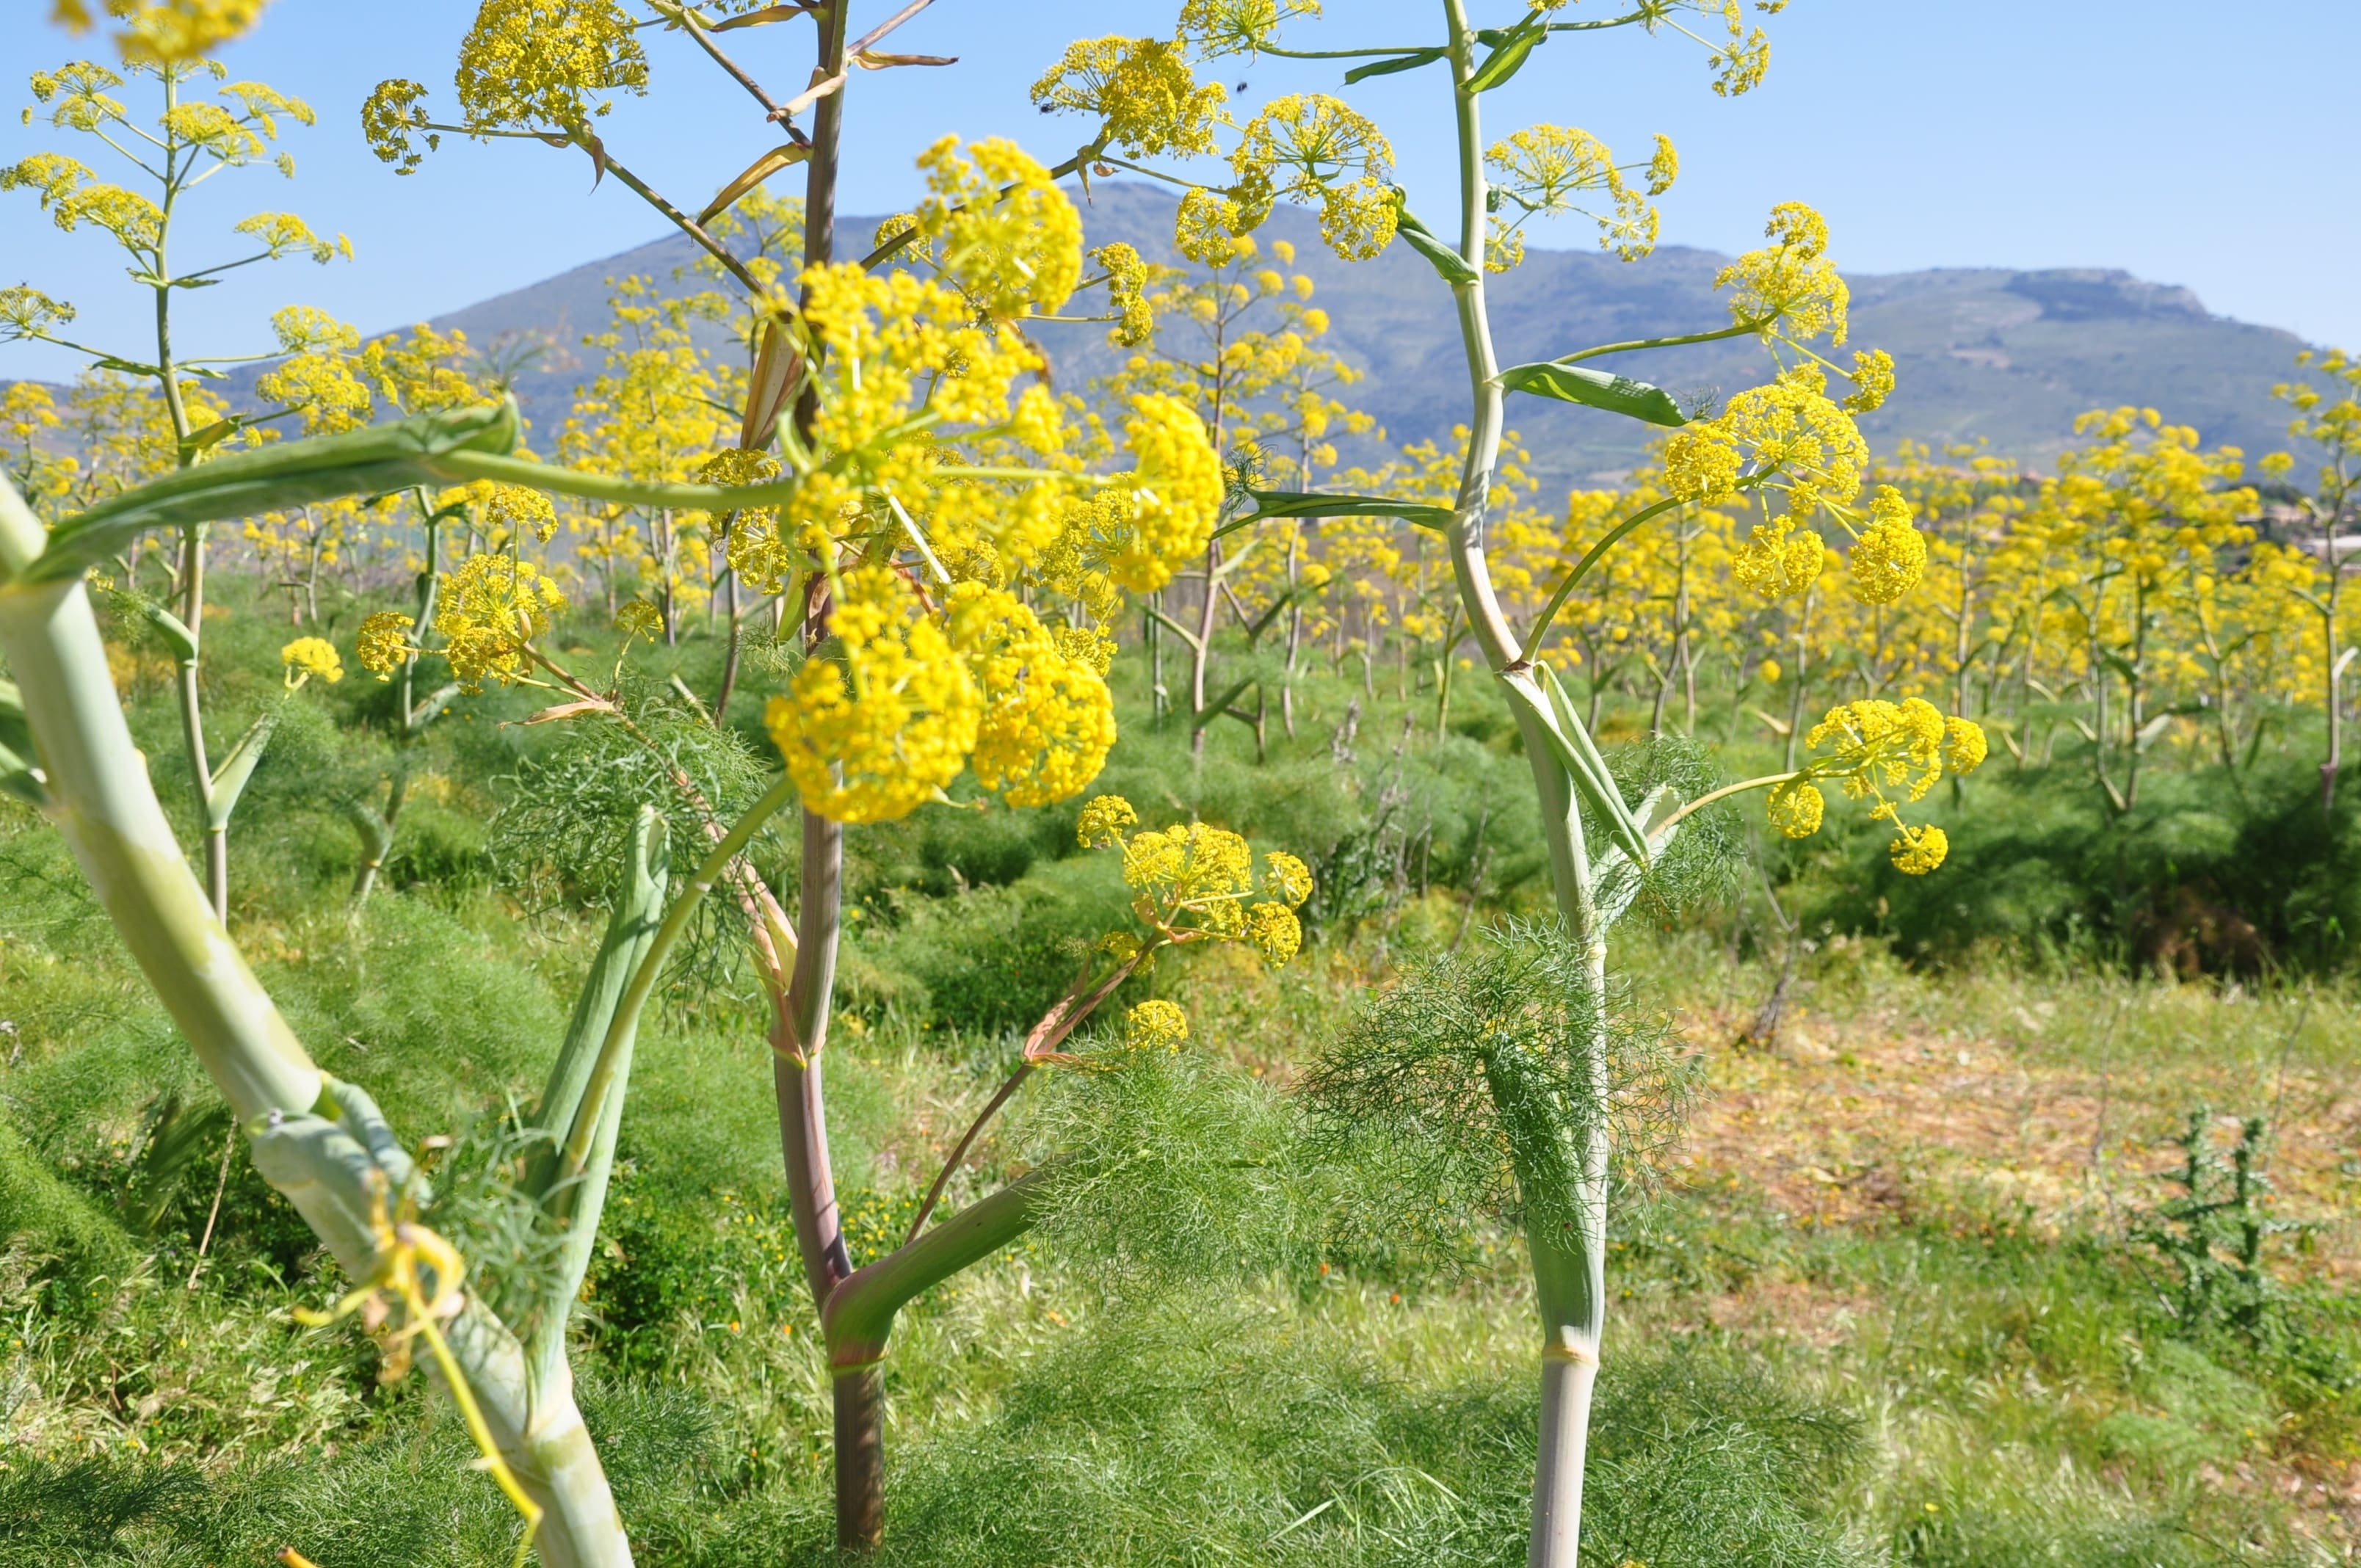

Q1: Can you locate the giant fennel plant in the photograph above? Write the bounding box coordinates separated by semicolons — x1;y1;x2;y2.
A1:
1;37;351;918
1028;4;1985;1562
1;5;1309;1563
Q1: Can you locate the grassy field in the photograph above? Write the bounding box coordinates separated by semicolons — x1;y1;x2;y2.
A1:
1;585;2356;1566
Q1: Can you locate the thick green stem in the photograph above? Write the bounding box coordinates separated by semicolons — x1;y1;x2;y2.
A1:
0;477;631;1567
1438;6;1610;1562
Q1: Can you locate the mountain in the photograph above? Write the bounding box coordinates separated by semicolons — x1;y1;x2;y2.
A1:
414;182;2310;493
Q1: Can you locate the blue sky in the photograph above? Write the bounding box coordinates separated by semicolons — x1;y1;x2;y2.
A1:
6;1;2356;382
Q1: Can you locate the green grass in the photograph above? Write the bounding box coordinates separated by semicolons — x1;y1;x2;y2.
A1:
1;579;2356;1566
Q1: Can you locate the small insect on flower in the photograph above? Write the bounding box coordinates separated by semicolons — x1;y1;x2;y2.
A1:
354;611;416;682
280;636;342;688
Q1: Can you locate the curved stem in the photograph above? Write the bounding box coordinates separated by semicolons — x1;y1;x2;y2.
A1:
557;772;799;1177
1522;494;1686;655
1554;317;1769;364
1656;772;1800;835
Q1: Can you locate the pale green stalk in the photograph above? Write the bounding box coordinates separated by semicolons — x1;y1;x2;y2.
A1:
1432;7;1670;1561
0;471;639;1568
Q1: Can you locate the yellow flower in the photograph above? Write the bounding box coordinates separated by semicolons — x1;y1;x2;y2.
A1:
1123;821;1256;938
1030;37;1227;159
1077;794;1139;849
1246;901;1302;964
949;584;1117;809
1843;348;1895;413
1108;394;1222;592
280;635;342;686
1645;133;1679;196
1174;185;1249;267
1665;366;1865;520
433;552;565;693
1846;485;1925;605
1889;822;1948;876
614;600;664;642
1180;0;1323;59
1092;242;1154;347
764;566;979;824
480;482;558;544
1231;95;1396;261
1263;851;1312;909
67;0;269;65
1123;998;1189;1053
1730;512;1824;599
913;137;1082;321
453;0;647;134
1766;779;1824;838
1484;125;1658;261
355;611;414;681
1941;716;1988;776
361;79;435;174
1716;201;1847;345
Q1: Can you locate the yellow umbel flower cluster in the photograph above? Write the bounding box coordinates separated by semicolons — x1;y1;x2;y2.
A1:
1484;125;1669;265
355;611;414;681
1092;242;1154;347
1232;95;1397;261
1123;998;1190;1053
53;0;268;65
280;636;342;687
1030;36;1228;159
452;0;645;135
910;137;1082;322
1105;393;1225;591
951;584;1119;810
766;566;980;825
1076;794;1314;963
433;553;565;694
1769;697;1987;874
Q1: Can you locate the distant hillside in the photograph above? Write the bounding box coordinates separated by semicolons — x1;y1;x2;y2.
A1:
407;183;2310;493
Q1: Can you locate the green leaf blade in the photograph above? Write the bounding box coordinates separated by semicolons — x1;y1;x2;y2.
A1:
1498;360;1689;428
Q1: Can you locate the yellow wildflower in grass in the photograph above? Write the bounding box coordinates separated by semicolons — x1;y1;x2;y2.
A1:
949;584;1117;810
1941;716;1987;775
354;611;415;681
1123;998;1189;1053
1847;485;1926;605
1106;394;1222;592
1246;901;1302;963
913;137;1081;322
1263;851;1313;908
1029;37;1228;159
451;0;645;135
764;567;979;824
433;552;565;694
280;636;342;686
1076;794;1310;964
